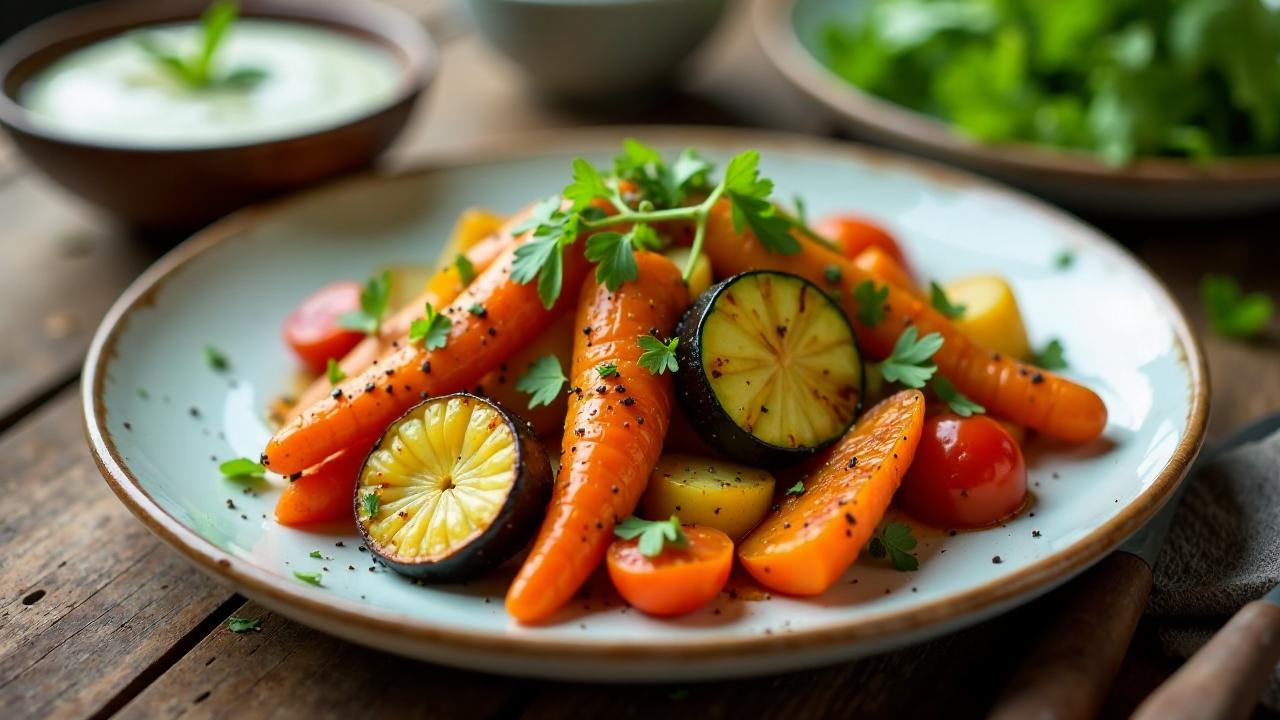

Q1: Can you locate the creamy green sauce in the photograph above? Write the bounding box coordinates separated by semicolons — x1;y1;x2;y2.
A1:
21;20;403;148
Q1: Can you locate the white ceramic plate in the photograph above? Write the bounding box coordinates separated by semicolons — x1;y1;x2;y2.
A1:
85;127;1207;681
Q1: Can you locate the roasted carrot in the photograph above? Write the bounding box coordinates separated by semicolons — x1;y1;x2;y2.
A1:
505;252;689;624
701;202;1107;443
739;389;925;595
263;233;592;476
852;245;920;297
286;221;520;423
273;449;366;526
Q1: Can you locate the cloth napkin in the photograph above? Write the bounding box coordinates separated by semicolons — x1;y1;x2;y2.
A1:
1148;424;1280;709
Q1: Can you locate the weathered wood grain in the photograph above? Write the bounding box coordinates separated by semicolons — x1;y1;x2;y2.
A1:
115;601;527;720
0;390;234;720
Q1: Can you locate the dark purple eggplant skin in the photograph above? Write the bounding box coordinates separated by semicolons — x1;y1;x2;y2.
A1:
674;271;864;468
355;393;553;583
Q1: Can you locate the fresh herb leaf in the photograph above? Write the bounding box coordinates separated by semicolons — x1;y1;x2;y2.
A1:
597;362;618;378
511;223;570;310
204;344;230;371
226;616;261;633
135;0;266;90
563;158;611;210
722;151;800;255
339;271;392;336
794;195;808;225
1031;338;1068;370
360;491;380;518
671;149;713;197
615;515;689;557
220;457;265;478
516;354;567;408
585;231;639;291
929;281;966;318
637;335;680;375
454;254;476;285
407;303;452;350
308;550;323;559
1055;250;1076;269
852;280;890;327
869;522;918;571
785;481;805;496
467;303;487;317
932;375;985;416
878;327;944;388
326;358;346;385
1201;273;1274;340
824;264;843;285
293;570;323;586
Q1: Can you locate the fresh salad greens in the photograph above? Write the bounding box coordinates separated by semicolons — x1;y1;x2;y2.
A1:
822;0;1280;164
135;0;268;90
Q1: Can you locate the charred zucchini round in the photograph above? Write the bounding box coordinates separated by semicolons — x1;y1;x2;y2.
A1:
674;271;864;466
355;393;552;582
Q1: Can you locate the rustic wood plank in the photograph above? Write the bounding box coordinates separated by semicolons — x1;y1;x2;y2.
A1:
0;175;154;430
115;601;527;720
0;389;236;720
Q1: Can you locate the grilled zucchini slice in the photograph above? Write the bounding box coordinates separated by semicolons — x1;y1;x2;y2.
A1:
356;393;552;582
674;271;864;466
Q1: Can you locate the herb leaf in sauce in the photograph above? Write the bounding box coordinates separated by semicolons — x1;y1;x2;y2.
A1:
135;0;268;90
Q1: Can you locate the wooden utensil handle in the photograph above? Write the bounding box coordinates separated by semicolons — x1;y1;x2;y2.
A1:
987;552;1152;720
1131;600;1280;720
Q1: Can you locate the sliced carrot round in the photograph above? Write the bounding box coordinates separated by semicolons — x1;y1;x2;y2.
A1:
738;389;926;596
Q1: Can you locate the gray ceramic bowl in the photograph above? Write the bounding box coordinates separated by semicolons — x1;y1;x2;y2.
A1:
0;0;437;233
754;0;1280;217
465;0;727;100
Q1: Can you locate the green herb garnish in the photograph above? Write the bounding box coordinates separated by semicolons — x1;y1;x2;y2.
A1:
308;550;323;560
326;358;346;386
339;271;392;336
637;335;680;375
877;327;944;388
205;344;230;371
135;1;267;90
824;264;843;285
293;570;323;586
597;362;618;378
360;491;380;518
868;521;918;571
929;281;966;318
467;303;487;317
454;254;476;285
511;141;808;308
407;302;451;350
1202;273;1274;340
219;457;265;478
1031;338;1069;370
785;481;805;496
1055;250;1076;270
615;515;689;557
225;616;261;633
932;375;985;417
515;354;567;409
852;280;889;327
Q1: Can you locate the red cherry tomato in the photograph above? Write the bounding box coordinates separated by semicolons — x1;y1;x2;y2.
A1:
283;281;366;374
898;414;1027;529
815;214;908;266
606;525;733;616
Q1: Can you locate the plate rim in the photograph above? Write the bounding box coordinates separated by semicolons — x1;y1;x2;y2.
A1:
752;0;1280;185
82;125;1210;663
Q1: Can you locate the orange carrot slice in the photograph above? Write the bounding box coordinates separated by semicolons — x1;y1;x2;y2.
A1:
739;389;926;596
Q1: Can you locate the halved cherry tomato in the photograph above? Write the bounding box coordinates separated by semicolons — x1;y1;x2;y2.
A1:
282;281;366;374
898;413;1027;529
606;525;733;616
815;214;909;268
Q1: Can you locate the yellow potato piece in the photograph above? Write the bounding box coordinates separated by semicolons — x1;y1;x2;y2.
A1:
663;247;714;299
440;208;505;269
944;275;1031;361
639;453;776;540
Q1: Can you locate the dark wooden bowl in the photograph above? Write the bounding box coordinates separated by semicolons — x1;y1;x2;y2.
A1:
0;0;436;233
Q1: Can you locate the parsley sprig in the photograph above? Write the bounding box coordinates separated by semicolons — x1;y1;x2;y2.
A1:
852;280;889;327
615;516;689;557
929;282;966;319
637;335;680;375
868;522;918;572
407;302;451;350
515;354;567;408
932;375;984;417
877;327;944;388
1031;338;1068;370
135;1;267;90
339;271;392;336
512;140;809;307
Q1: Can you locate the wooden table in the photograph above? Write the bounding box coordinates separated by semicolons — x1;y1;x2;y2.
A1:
3;2;1278;717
